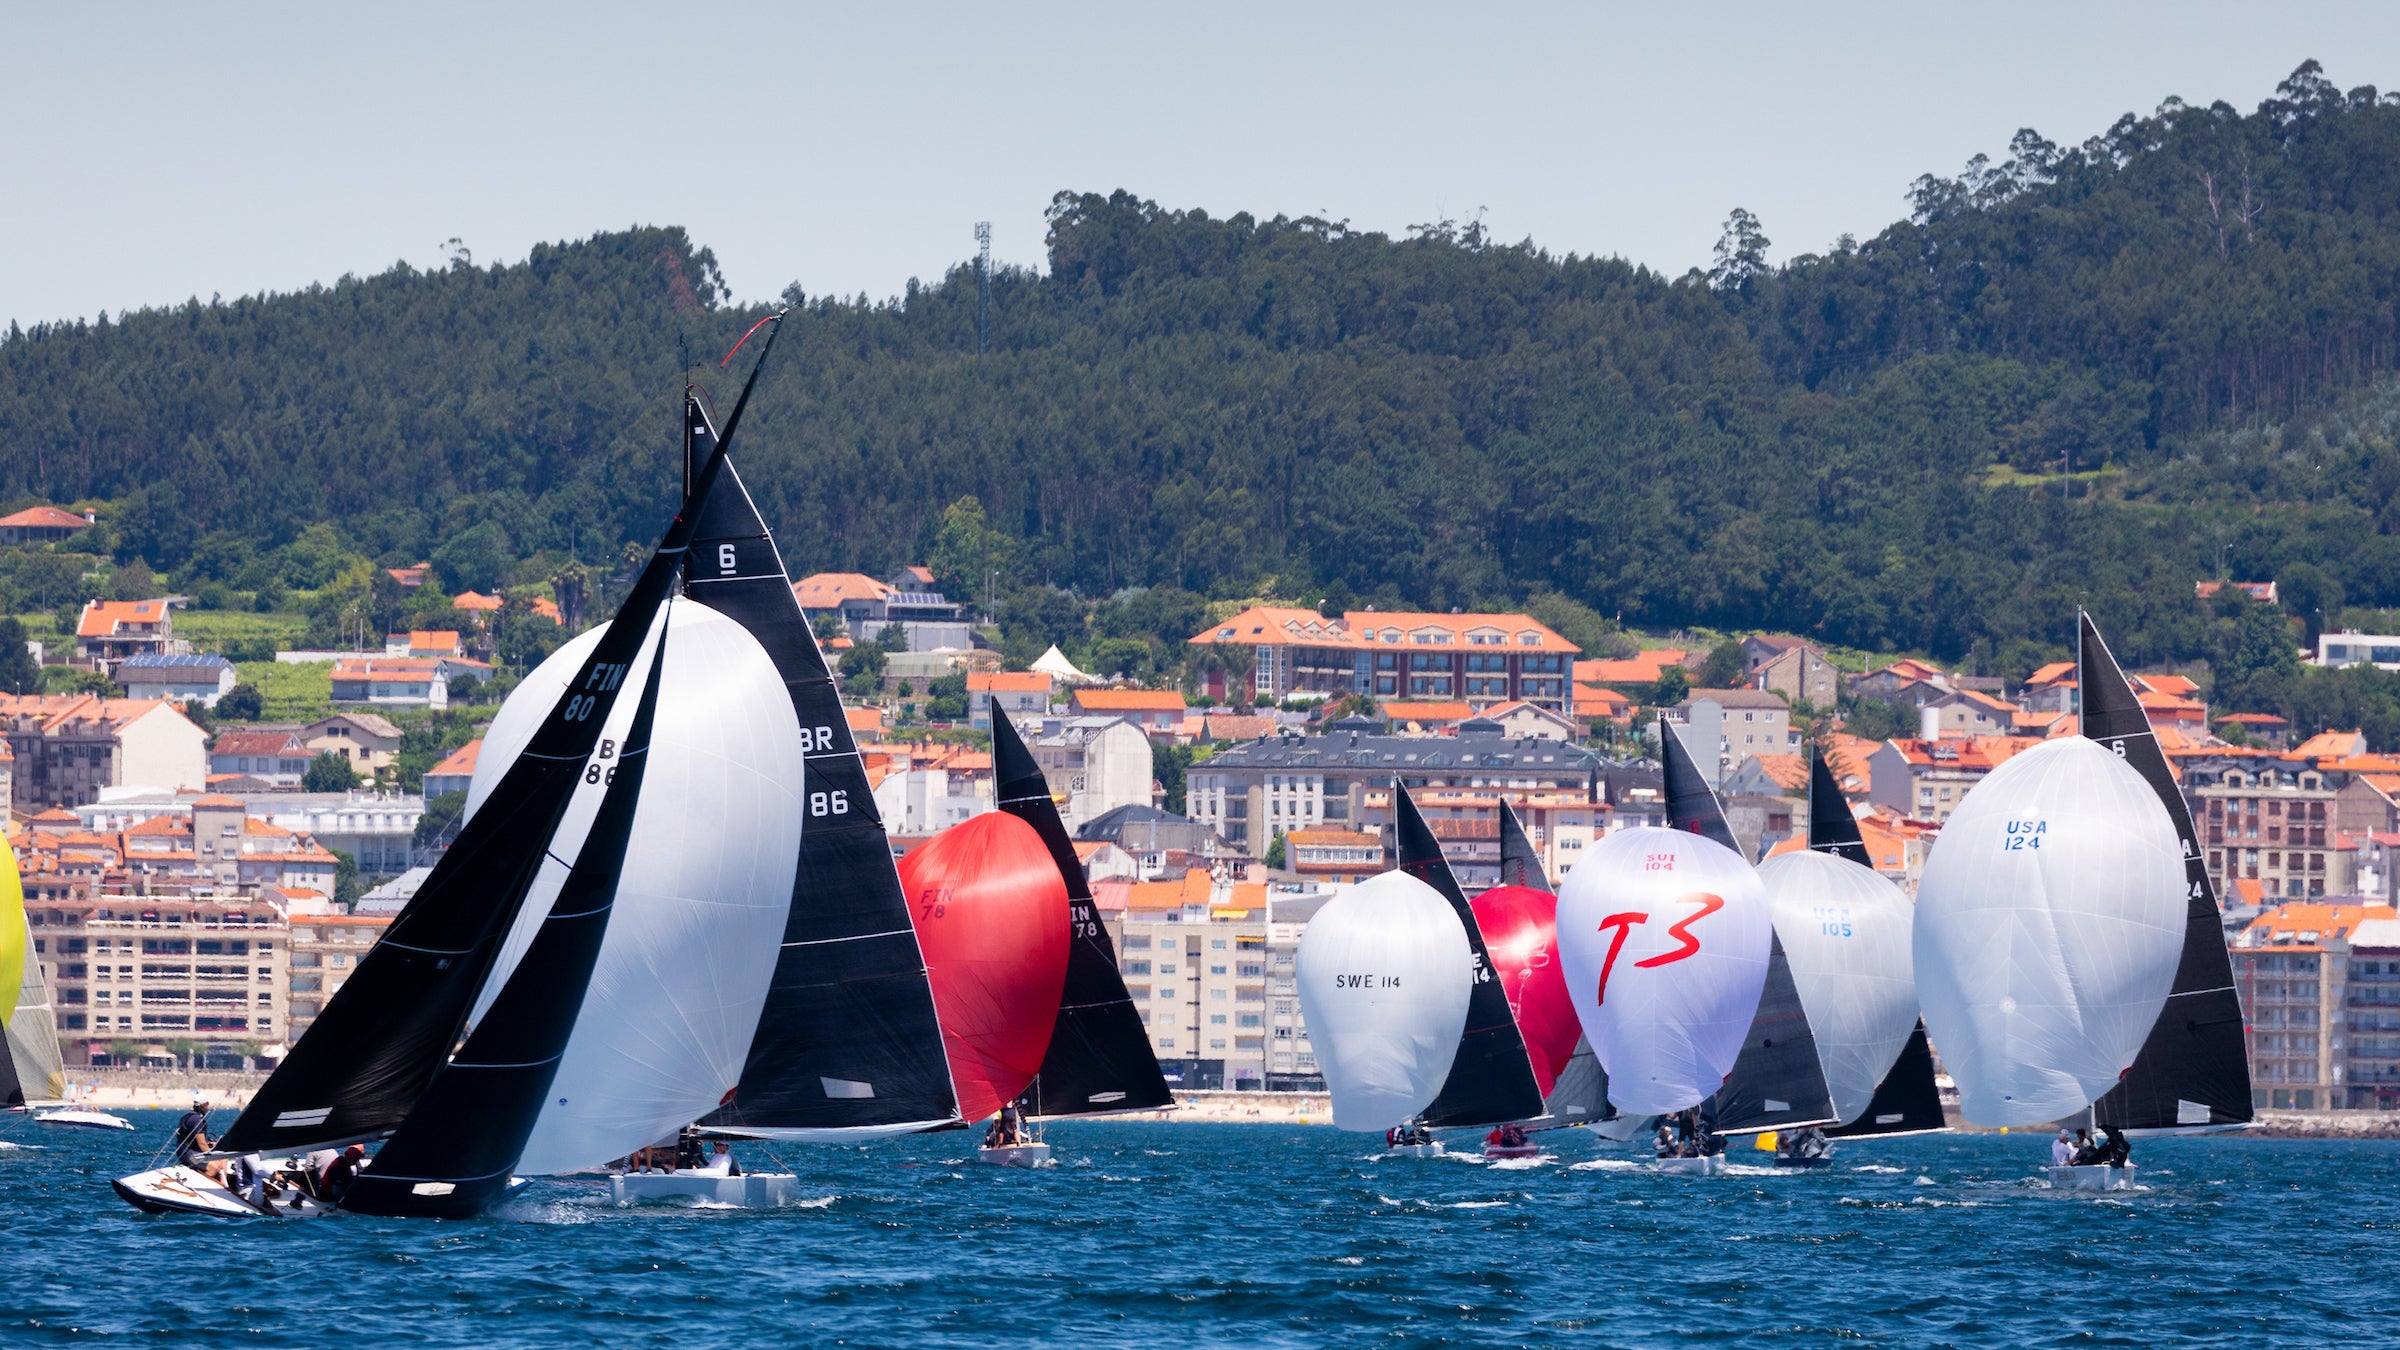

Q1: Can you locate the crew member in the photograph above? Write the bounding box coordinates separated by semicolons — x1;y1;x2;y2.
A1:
2051;1129;2075;1166
171;1099;230;1186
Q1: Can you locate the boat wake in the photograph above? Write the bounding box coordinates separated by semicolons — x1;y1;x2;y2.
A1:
1567;1158;1643;1172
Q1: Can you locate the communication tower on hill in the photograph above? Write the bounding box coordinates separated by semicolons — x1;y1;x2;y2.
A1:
975;221;993;355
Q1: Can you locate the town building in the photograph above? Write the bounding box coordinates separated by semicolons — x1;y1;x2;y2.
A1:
330;657;449;708
2179;756;2342;901
23;891;291;1067
209;730;313;786
0;504;90;545
302;713;405;777
1741;636;1839;708
1068;688;1187;733
1669;689;1794;783
2231;901;2396;1110
1865;736;2036;824
423;740;480;800
1283;828;1382;883
1916;688;2021;739
2345;915;2400;1110
1183;724;1634;877
2216;712;2291;749
0;693;208;810
791;568;973;651
116;653;238;707
1474;702;1582;742
966;671;1053;729
870;764;990;835
2197;580;2279;605
1187;608;1577;713
1101;869;1283;1091
285;908;395;1044
74;599;185;672
2316;632;2400;671
1030;716;1155;827
1378;701;1475;734
2020;662;2078;714
1075;805;1235;869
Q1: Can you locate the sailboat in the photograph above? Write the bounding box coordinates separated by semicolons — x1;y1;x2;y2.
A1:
454;592;807;1201
1659;715;1838;1146
1754;746;1938;1166
1395;787;1547;1146
896;810;1071;1167
4;832;79;1125
678;393;960;1148
2080;613;2255;1140
1469;803;1592;1156
1557;722;1776;1175
112;327;786;1219
1914;647;2190;1191
988;707;1172;1158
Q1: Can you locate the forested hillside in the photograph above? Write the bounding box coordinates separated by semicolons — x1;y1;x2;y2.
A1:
7;60;2400;683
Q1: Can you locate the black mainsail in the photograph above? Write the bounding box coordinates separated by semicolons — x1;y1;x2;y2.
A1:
1496;800;1551;891
1394;786;1545;1129
1804;744;1947;1139
1663;715;1836;1135
2081;611;2255;1131
217;361;773;1159
991;708;1173;1118
682;394;960;1137
342;618;668;1217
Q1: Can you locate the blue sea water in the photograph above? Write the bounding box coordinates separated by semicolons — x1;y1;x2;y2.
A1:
4;1112;2396;1347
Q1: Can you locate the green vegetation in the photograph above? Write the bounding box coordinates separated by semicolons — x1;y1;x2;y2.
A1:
237;660;334;721
304;751;359;793
7;62;2400;711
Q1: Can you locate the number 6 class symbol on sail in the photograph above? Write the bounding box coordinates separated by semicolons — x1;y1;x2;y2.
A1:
718;543;738;574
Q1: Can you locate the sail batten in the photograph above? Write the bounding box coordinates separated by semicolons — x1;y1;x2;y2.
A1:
2079;612;2256;1131
990;712;1174;1119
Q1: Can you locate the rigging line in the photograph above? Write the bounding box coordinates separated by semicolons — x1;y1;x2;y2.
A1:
779;928;915;948
719;313;780;368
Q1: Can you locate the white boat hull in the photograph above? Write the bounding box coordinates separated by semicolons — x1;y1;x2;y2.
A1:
2047;1163;2136;1191
1653;1153;1726;1175
608;1171;800;1207
37;1108;133;1131
1384;1142;1445;1158
112;1166;330;1218
975;1143;1053;1168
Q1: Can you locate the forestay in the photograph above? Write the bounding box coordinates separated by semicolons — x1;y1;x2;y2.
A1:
1556;826;1770;1117
1756;850;1920;1127
1914;736;2187;1125
1295;871;1472;1131
461;603;807;1175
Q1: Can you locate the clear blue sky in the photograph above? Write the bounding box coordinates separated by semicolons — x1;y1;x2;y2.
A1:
5;2;2395;328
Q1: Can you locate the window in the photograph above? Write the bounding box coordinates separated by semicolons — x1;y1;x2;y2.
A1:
1210;989;1227;1001
1126;961;1151;976
1210;965;1228;975
1211;939;1227;950
1210;1014;1227;1025
1209;1038;1227;1049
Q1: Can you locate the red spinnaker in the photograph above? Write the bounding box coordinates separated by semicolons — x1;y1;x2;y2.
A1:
898;813;1071;1122
1471;884;1580;1096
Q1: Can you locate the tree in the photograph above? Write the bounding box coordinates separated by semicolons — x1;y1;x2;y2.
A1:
107;558;163;600
1154;740;1200;814
330;847;362;907
840;642;887;698
1648;665;1690;707
927;496;1014;617
415;791;466;848
432;520;513;594
304;751;359;793
217;682;264;721
2215;598;2303;712
0;616;37;695
1709;207;1772;293
1699;640;1747;690
2278;563;2344;645
1264;829;1286;869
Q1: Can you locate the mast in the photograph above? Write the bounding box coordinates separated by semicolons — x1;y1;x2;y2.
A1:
341;613;669;1217
217;323;781;1159
1393;785;1545;1129
680;397;960;1138
1803;742;1946;1137
992;708;1172;1118
2080;611;2255;1131
1664;715;1837;1135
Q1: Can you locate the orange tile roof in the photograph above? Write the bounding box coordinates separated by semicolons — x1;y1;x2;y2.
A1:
189;794;246;807
1888;735;2040;771
968;671;1052;692
530;597;562;624
2287;730;2370;761
452;591;504;612
77;599;171;639
2136;689;2206;715
0;504;87;531
428;740;481;778
1575;650;1687;684
1574;684;1633;710
1073;689;1187;713
1189;607;1579;654
1124;869;1213;912
2025;661;2076;686
408;630;461;653
2217;712;2290;727
2134;673;2200;698
1745;753;1809;791
845;707;885;733
2240;901;2397;952
793;572;892;607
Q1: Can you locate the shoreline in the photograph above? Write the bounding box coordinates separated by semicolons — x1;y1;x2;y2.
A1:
37;1077;2400;1140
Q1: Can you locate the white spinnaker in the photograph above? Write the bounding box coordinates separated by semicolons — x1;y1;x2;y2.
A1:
1294;872;1473;1131
1912;736;2185;1126
465;601;806;1173
1757;849;1919;1126
1556;827;1770;1116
